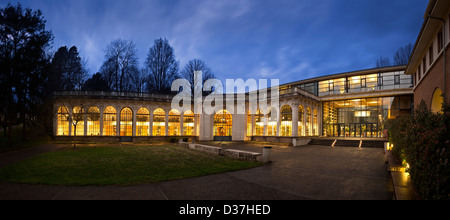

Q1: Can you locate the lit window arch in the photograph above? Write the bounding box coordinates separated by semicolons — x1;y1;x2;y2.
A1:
120;107;132;136
255;109;264;136
57;106;70;136
137;108;150;136
87;107;100;136
214;110;232;137
267;107;277;136
306;107;311;136
103;106;116;136
298;105;304;136
168;109;180;136
313;109;318;136
153;108;165;136
183;110;195;135
280;105;292;136
431;88;444;114
72;106;85;136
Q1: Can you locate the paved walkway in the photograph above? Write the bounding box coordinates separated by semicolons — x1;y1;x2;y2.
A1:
0;143;393;200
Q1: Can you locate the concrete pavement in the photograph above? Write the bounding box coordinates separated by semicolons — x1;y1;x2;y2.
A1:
0;143;393;200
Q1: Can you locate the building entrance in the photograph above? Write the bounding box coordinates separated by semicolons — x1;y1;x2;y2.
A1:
213;110;232;141
332;123;379;138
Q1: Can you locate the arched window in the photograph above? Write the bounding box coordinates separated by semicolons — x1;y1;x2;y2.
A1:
313;109;318;136
103;106;116;136
431;88;444;114
168;109;180;136
267;107;277;136
183;110;195;135
72;106;84;136
214;110;232;137
137;108;150;136
255;109;264;136
298;106;304;136
306;107;311;136
120;107;132;136
153;108;165;136
280;105;292;136
247;110;252;136
57;106;69;136
87;107;100;136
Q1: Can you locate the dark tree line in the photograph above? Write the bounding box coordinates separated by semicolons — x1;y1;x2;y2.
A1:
0;3;215;147
0;3;53;147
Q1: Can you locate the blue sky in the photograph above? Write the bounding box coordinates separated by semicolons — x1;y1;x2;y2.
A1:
2;0;428;85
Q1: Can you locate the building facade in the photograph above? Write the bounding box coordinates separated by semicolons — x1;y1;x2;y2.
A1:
406;0;450;113
53;66;413;143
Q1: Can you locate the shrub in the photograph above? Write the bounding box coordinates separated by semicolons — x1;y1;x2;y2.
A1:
389;102;450;200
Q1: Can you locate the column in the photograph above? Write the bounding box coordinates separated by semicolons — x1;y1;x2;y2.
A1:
99;109;104;136
180;113;184;136
292;104;298;137
132;107;137;137
165;110;169;136
116;107;120;136
83;107;88;136
149;109;153;136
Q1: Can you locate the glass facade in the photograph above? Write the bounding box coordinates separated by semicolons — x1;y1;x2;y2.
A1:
322;96;412;138
303;71;412;97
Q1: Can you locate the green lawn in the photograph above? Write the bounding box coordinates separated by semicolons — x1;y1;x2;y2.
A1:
0;145;263;186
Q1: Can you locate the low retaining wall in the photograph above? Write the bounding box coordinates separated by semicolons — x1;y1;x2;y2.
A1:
181;142;262;162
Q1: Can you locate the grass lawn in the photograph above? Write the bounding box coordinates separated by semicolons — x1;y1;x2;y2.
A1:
0;145;263;186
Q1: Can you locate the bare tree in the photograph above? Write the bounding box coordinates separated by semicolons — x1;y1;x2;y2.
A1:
376;56;391;68
145;38;179;93
393;43;413;66
104;39;139;92
180;59;215;96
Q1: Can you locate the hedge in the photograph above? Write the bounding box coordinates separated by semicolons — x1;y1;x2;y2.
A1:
389;102;450;200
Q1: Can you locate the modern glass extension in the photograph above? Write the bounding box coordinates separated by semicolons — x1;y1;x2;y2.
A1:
322;96;413;138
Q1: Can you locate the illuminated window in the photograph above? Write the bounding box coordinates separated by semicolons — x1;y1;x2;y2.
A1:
313;109;318;136
266;107;277;136
213;110;232;137
57;106;70;136
306;108;311;136
183;110;194;135
103;106;116;136
280;105;292;136
120;107;132;136
247;111;252;136
255;109;264;135
137;108;149;136
87;107;100;136
72;106;84;136
168;109;180;136
153;108;165;136
298;106;304;136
